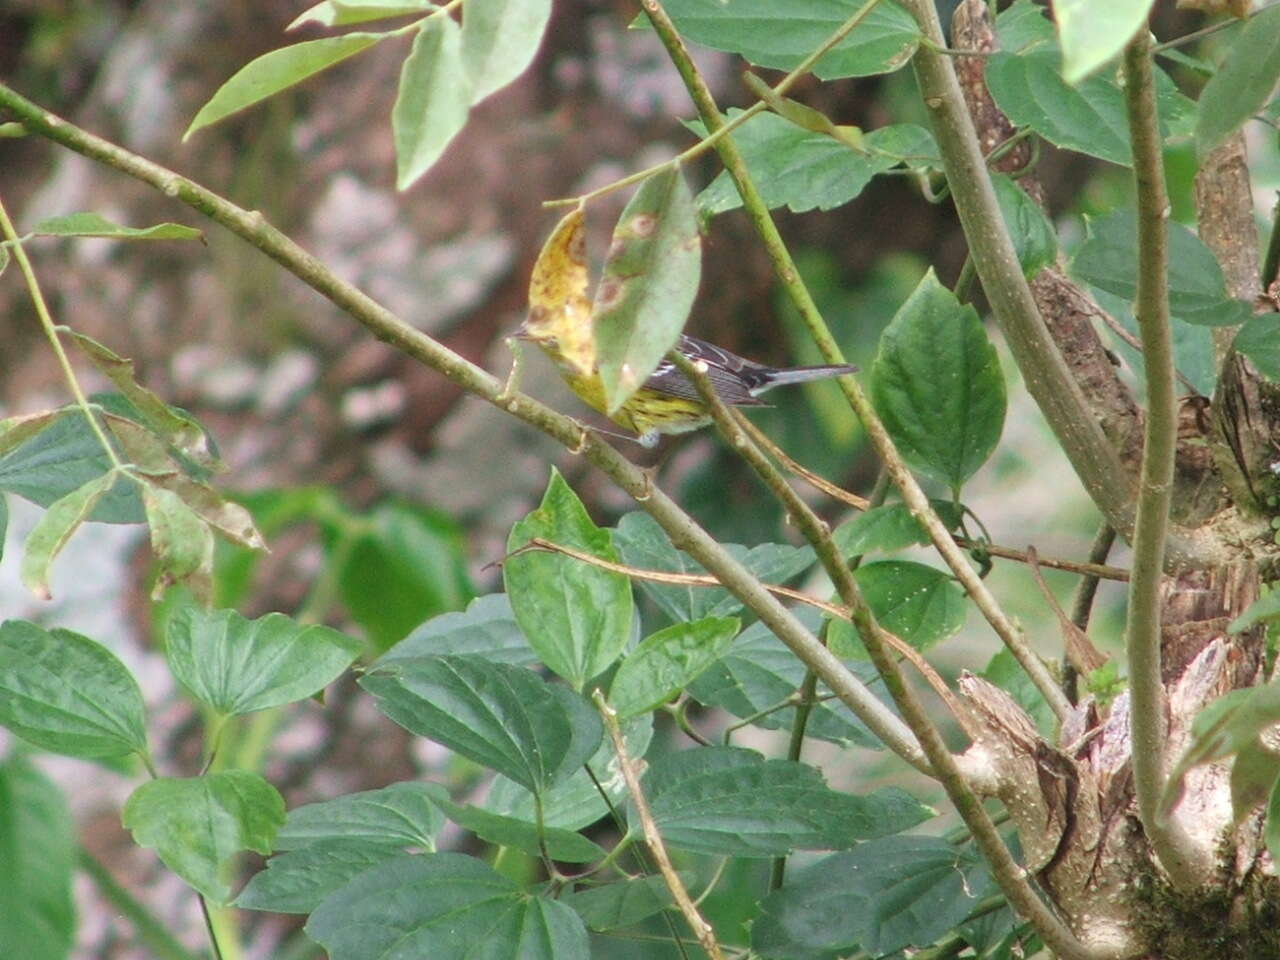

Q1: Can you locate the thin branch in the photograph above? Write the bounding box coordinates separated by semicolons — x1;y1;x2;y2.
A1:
1064;524;1117;702
594;691;727;960
544;0;886;209
1122;28;1213;891
0;193;125;472
0;82;934;778
733;413;870;510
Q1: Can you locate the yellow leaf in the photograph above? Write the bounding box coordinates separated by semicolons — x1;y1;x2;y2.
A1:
524;205;595;377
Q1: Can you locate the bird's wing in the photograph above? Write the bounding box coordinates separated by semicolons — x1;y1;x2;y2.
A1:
642;347;767;406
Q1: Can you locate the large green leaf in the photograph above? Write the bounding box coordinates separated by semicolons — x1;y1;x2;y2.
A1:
688;607;883;748
0;404;142;523
360;655;601;794
289;0;438;30
393;16;472;189
377;593;535;666
122;772;285;904
1197;4;1280;157
613;511;814;623
1071;209;1253;328
752;838;989;958
483;713;653;830
275;782;445;850
165;606;360;716
870;270;1006;493
696;113;938;215
640;746;931;857
658;0;921;79
504;469;633;687
429;796;605;862
31;212;202;242
592;166;701;413
831;500;963;557
21;470;119;599
306;853;589;960
235;839;409;914
187;33;389;138
0;620;148;759
609;616;739;719
461;0;552;102
0;756;75;960
1233;315;1280;382
1053;0;1155;83
1093;287;1219;396
829;560;967;657
334;501;473;653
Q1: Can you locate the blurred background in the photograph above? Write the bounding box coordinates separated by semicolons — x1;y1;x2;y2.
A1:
0;0;1266;956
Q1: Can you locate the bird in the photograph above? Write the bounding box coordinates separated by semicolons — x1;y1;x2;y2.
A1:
515;319;858;448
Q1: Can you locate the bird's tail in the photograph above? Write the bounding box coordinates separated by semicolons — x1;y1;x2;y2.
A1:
752;363;858;395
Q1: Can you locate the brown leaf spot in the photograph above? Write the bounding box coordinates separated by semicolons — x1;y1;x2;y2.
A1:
596;277;624;310
630;214;656;237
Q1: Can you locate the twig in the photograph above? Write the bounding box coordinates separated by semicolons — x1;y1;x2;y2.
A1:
1064;524;1117;701
1096;307;1202;395
957;538;1128;581
733;412;870;510
1122;28;1212;891
544;0;887;209
1026;547;1109;677
594;691;727;960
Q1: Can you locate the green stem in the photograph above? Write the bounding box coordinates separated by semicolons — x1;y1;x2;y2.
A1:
1121;29;1211;891
198;895;228;960
642;0;1071;726
899;0;1140;550
77;846;202;960
0;193;125;471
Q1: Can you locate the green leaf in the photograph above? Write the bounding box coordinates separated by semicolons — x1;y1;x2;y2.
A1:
0;496;7;564
1071;209;1253;328
983;648;1054;736
275;782;446;850
1265;774;1280;866
483;714;653;830
143;484;214;599
1197;4;1280;157
360;655;602;794
333;501;473;652
0;405;171;524
609;616;739;719
870;270;1006;492
429;796;605;862
30;212;202;241
641;746;932;857
187;33;388;138
306;853;589;960
991;173;1057;277
0;620;148;759
688;607;883;748
696;113;937;216
377;593;536;666
593;166;701;413
236;839;408;914
165;606;360;716
1053;0;1155;83
65;330;217;469
829;561;967;657
288;0;437;30
614;511;814;623
996;0;1056;51
1233;315;1280;382
122;772;285;904
659;0;921;80
461;0;552;102
504;469;633;687
831;501;963;557
752;838;988;958
985;41;1193;165
1093;287;1219;396
0;756;75;960
20;470;118;600
1231;738;1280;824
393;17;472;189
563;875;678;932
103;414;264;547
